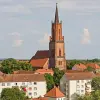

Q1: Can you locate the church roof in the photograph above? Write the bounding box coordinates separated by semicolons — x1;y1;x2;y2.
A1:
30;58;48;68
44;87;65;98
34;50;49;59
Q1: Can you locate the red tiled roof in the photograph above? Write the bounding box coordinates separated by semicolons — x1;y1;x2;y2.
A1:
34;69;53;75
0;74;45;82
72;63;87;71
86;63;100;69
30;58;48;68
34;50;49;58
65;72;95;80
30;50;49;61
44;87;65;98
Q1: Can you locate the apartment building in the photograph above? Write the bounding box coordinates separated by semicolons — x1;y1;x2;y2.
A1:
0;74;46;98
60;72;95;100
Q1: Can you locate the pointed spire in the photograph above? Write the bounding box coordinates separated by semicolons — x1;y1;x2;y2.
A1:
55;3;59;23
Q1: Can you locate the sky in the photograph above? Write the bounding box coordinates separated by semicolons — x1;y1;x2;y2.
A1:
0;0;100;59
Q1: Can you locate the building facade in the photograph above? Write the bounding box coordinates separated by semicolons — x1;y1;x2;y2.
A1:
49;4;66;70
60;72;95;100
0;74;46;98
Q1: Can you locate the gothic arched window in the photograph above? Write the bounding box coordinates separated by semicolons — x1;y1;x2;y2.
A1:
59;49;61;56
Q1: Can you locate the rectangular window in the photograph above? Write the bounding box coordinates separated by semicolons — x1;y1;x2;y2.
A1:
29;93;32;95
34;87;37;90
34;82;37;85
81;80;84;83
7;83;10;86
34;92;37;96
29;82;32;85
77;80;79;83
15;83;17;85
29;87;32;90
81;90;84;93
77;85;80;88
22;82;25;85
81;85;84;88
2;83;5;86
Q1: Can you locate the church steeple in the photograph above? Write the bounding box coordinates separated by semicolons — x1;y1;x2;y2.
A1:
55;3;59;23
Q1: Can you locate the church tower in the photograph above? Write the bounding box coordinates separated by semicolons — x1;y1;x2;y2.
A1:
49;3;66;70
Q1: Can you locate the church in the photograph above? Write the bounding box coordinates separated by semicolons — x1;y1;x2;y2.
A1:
29;4;66;70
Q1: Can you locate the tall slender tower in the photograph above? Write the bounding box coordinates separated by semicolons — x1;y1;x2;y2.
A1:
49;3;66;70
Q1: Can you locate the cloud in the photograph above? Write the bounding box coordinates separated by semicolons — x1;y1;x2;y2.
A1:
13;39;23;47
81;28;91;45
9;32;24;47
58;0;100;13
38;33;49;45
0;4;32;14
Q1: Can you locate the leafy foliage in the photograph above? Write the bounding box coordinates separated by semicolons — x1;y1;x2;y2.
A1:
0;87;26;100
44;73;54;92
53;68;64;86
45;68;64;91
91;77;100;91
1;58;33;74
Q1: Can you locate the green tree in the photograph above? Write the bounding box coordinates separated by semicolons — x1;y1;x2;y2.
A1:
53;68;64;86
1;58;33;74
91;77;100;91
67;60;81;69
85;66;94;72
44;73;54;92
0;87;26;100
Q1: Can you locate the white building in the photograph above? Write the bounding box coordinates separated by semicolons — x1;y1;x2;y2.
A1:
60;72;95;100
0;74;46;98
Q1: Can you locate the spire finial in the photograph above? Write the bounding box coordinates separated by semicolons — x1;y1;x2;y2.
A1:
55;3;59;23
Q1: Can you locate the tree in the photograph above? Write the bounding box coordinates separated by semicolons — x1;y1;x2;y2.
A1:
91;77;100;91
76;94;93;100
1;58;33;74
53;68;64;86
85;66;94;72
0;87;26;100
67;60;81;69
44;73;54;92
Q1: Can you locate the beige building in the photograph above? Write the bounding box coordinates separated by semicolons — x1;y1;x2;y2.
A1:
0;74;46;98
60;72;95;100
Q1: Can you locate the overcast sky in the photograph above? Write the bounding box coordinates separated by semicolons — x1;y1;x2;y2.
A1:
0;0;100;59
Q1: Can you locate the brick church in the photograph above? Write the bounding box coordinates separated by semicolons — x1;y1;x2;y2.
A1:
29;4;66;70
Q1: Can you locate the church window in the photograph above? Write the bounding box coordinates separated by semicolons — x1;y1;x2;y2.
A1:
59;49;61;56
59;29;60;40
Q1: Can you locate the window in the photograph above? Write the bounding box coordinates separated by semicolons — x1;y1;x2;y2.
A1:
29;87;32;90
34;82;37;85
77;85;80;88
59;29;60;40
81;90;84;93
15;83;17;85
81;85;84;88
59;49;61;56
77;80;79;83
59;61;62;65
29;93;32;95
7;83;10;86
22;82;25;85
2;83;5;86
81;80;84;83
34;87;37;90
29;82;32;85
34;92;37;96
